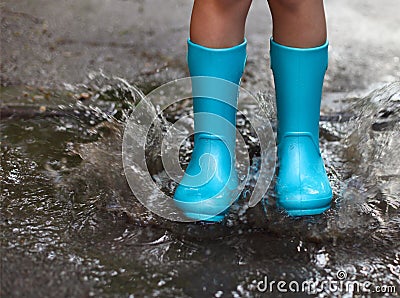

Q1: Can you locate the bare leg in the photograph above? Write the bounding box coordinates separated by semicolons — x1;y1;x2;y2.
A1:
267;0;327;48
190;0;253;48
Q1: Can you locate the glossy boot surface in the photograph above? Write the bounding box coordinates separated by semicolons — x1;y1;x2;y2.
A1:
270;39;333;216
173;39;247;222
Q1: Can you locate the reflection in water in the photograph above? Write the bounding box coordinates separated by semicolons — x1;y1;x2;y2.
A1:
1;75;399;297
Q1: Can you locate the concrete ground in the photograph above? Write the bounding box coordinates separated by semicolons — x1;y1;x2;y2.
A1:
1;0;399;96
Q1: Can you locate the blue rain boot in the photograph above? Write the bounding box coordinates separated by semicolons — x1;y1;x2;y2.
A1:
270;38;333;216
173;39;247;222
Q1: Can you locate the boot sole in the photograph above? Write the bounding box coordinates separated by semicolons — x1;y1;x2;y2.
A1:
184;212;226;222
177;192;240;223
278;203;331;217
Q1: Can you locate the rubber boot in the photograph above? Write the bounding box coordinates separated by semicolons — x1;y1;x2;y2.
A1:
270;38;332;216
173;39;247;222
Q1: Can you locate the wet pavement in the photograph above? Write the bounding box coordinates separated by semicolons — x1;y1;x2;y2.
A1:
1;0;400;297
1;0;400;93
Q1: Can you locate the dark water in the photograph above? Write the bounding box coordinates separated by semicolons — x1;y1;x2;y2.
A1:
1;74;399;297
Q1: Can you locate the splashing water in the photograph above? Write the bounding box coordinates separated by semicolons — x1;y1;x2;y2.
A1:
1;74;399;297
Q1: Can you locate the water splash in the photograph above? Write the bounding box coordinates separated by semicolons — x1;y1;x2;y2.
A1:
2;77;399;297
60;79;400;245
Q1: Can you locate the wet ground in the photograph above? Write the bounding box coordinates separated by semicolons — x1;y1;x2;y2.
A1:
1;0;400;297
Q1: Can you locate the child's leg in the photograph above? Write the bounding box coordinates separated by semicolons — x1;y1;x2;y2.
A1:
267;0;332;216
173;0;252;221
267;0;327;47
190;0;253;48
